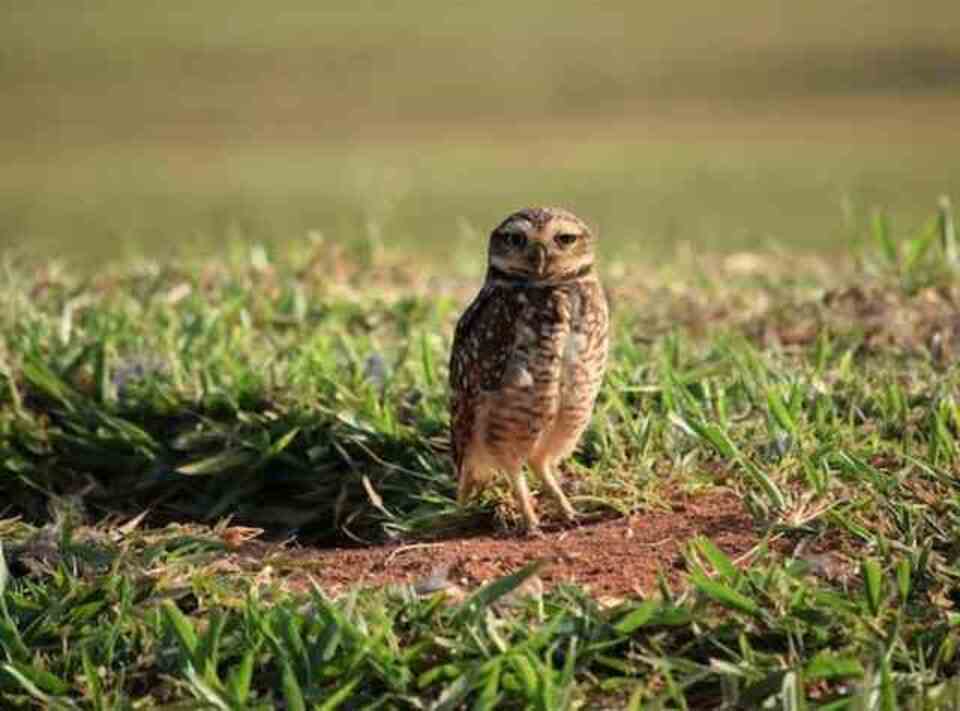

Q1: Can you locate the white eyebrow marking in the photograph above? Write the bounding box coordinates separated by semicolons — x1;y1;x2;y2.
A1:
501;218;534;233
550;219;586;236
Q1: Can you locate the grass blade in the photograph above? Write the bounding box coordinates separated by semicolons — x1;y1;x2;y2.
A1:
690;569;761;618
451;561;546;625
940;194;958;265
861;559;883;616
281;661;307;711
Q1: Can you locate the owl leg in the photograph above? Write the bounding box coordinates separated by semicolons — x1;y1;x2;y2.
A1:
457;474;475;505
457;465;481;505
529;458;576;522
509;469;540;532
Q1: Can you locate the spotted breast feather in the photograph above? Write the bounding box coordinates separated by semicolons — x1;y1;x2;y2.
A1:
449;283;523;471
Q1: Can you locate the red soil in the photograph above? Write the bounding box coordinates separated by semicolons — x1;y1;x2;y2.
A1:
240;490;758;600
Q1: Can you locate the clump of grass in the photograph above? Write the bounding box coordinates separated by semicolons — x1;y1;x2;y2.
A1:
2;207;957;542
3;512;960;707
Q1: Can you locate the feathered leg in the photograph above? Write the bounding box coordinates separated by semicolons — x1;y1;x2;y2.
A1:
530;457;576;522
509;468;540;532
457;466;479;505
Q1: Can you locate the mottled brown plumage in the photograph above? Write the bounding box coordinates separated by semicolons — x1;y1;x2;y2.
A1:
449;207;609;532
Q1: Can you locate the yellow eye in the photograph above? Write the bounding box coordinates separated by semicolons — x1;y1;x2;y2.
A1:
555;233;578;247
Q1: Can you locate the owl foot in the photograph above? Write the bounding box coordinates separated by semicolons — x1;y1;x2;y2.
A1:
509;471;541;534
531;461;577;523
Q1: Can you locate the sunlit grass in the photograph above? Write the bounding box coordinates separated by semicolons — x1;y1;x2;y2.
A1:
2;203;960;705
4;2;960;704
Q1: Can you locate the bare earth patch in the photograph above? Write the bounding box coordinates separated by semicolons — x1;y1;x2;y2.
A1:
239;490;756;599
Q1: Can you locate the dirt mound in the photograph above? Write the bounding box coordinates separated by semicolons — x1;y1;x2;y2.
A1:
242;490;756;600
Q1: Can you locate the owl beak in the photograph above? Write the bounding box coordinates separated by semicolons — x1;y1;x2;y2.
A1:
528;243;548;276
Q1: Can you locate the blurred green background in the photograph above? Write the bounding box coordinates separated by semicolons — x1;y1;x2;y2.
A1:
3;1;959;267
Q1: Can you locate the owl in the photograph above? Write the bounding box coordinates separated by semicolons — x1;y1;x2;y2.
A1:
449;207;609;533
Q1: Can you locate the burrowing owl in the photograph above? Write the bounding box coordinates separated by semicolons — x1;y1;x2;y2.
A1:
449;207;609;532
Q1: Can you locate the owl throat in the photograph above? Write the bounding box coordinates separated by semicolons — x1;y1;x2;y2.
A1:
486;262;593;287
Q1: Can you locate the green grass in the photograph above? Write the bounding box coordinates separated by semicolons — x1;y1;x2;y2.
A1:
3;201;960;706
5;3;960;705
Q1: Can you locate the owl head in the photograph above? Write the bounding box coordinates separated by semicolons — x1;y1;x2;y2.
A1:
486;207;596;283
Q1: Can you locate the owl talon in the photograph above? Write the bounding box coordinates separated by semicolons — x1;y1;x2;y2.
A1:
532;461;578;523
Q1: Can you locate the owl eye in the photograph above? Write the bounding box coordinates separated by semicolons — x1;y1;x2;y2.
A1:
503;232;527;249
554;233;578;247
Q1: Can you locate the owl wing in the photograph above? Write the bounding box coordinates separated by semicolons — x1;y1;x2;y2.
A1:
449;284;520;470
